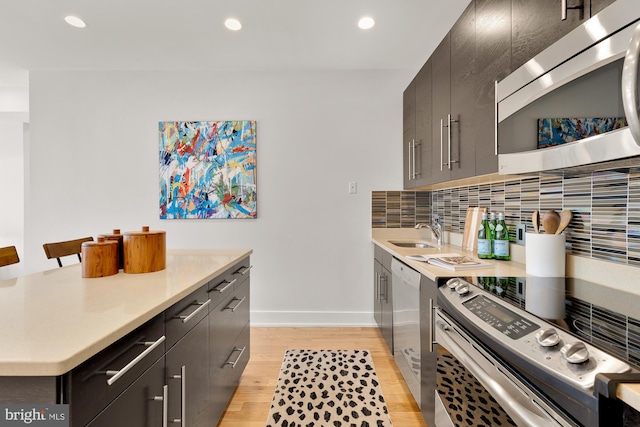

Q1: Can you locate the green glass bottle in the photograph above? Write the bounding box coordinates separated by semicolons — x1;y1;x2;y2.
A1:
477;212;493;259
494;212;511;260
489;212;497;257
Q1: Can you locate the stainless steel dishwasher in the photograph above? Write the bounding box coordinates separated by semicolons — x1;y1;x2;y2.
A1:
391;258;423;407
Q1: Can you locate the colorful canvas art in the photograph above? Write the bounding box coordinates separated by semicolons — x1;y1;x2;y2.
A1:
537;117;627;149
159;121;257;219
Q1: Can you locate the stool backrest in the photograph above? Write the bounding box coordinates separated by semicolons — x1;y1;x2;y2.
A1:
43;237;94;267
0;246;19;267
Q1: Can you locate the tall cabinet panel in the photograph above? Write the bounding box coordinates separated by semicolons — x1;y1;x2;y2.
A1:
511;0;591;71
450;2;477;180
430;34;452;184
475;0;512;175
403;79;416;189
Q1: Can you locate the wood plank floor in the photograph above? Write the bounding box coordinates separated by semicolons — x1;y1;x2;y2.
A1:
218;327;427;427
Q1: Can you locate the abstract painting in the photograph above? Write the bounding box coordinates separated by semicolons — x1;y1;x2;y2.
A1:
159;121;257;219
537;117;627;149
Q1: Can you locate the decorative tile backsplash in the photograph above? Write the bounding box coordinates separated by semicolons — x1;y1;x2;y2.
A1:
372;167;640;267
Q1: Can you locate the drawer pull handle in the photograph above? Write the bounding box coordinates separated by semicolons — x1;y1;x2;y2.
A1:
169;365;186;426
235;265;253;275
153;384;168;427
105;335;165;385
176;299;210;324
225;346;246;368
224;296;246;312
210;279;236;293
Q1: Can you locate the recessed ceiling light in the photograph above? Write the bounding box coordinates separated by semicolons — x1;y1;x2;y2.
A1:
64;15;87;28
358;17;375;30
225;18;242;31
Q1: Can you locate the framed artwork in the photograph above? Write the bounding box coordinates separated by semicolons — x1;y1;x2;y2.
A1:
537;117;627;149
159;120;257;219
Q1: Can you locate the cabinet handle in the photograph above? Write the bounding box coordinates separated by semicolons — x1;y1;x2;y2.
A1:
407;141;412;180
447;114;459;170
105;335;166;385
561;0;584;21
440;119;444;171
428;298;436;353
225;346;247;368
411;139;417;179
210;278;236;293
379;275;387;301
375;272;380;301
175;299;210;324
170;365;186;426
235;265;253;275
623;22;640;145
153;385;169;427
224;296;246;312
494;80;499;156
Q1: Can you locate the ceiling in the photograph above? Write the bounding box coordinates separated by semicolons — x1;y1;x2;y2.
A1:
0;0;470;78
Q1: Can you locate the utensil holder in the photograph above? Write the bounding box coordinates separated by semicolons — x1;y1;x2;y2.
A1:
525;233;566;277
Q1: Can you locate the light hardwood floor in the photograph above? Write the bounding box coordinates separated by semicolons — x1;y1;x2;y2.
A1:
218;327;427;427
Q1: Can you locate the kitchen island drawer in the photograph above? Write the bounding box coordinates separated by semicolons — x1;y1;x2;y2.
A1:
209;280;250;358
207;266;236;309
165;283;209;350
231;256;252;288
66;314;165;427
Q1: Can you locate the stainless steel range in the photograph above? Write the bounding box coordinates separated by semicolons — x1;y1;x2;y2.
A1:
434;276;640;427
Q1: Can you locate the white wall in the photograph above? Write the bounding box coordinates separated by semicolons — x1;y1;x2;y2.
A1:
27;69;406;325
0;121;25;280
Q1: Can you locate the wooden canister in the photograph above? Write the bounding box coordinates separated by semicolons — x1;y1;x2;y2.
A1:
98;229;124;269
123;226;166;274
81;237;119;278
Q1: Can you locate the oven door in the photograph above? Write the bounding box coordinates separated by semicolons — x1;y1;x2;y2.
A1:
434;309;577;427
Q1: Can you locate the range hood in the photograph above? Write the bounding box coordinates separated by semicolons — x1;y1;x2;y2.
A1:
496;0;640;175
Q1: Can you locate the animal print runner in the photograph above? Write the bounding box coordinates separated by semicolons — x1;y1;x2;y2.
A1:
266;349;393;427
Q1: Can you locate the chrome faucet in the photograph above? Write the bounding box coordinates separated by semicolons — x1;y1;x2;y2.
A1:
415;216;442;246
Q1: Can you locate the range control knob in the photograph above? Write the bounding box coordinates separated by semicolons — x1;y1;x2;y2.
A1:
535;328;560;347
455;282;470;296
561;342;590;364
446;278;461;289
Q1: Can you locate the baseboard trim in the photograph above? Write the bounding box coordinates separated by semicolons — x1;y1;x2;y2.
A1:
250;310;376;327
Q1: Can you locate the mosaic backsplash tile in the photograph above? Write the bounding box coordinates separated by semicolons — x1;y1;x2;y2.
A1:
372;166;640;267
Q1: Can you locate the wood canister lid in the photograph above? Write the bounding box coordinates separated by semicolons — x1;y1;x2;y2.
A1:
123;226;166;274
81;238;119;278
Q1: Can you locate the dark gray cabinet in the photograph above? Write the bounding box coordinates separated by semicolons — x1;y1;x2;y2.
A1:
419;276;437;427
373;245;393;352
430;34;452;184
403;62;433;188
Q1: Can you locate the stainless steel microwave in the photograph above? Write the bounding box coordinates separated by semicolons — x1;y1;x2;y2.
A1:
496;0;640;174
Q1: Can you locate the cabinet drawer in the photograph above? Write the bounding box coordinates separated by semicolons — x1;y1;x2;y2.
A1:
231;256;252;288
207;267;236;309
165;284;209;350
86;356;165;427
209;280;250;361
210;324;250;425
67;314;165;427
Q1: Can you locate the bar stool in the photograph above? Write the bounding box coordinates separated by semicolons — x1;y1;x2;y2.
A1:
0;246;19;267
43;237;94;267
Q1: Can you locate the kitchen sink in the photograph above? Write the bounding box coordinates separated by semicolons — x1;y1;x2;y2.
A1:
388;240;434;249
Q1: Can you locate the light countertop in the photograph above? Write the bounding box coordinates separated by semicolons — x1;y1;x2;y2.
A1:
0;248;252;377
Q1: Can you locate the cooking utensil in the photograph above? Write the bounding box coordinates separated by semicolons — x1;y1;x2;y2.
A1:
555;210;573;235
532;210;540;234
541;210;560;234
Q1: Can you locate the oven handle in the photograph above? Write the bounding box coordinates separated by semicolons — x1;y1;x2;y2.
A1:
436;319;561;427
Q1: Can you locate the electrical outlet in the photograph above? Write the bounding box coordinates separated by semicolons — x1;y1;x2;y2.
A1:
348;181;357;194
516;224;526;245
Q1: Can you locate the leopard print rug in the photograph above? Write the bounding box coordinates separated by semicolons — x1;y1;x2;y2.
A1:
265;349;392;427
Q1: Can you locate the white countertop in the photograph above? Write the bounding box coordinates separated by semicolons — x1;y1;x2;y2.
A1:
372;229;527;280
0;248;252;376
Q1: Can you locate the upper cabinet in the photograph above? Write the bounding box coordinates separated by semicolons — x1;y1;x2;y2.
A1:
402;0;618;188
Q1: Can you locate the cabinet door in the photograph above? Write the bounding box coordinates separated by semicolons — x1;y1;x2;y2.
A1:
403;79;417;189
413;60;433;187
512;0;591;71
166;317;210;427
475;0;512;175
431;34;452;184
419;276;437;427
374;258;383;329
450;2;477;180
86;357;165;427
380;266;393;352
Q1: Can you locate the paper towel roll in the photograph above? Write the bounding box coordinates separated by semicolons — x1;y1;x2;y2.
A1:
525;233;566;277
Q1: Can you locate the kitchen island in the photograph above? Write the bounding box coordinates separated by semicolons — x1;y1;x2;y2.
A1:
0;248;252;426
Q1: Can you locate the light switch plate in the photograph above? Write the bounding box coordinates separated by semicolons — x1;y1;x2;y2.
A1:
515;224;526;245
348;181;357;194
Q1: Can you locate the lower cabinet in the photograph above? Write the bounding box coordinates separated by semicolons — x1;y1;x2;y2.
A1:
419;275;438;427
373;245;393;352
67;256;251;427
